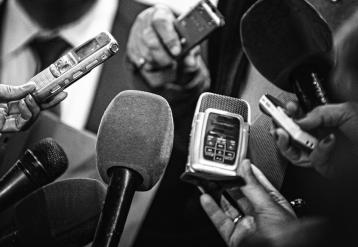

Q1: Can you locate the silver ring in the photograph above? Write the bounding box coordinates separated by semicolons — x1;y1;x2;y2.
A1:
233;214;243;224
137;57;147;69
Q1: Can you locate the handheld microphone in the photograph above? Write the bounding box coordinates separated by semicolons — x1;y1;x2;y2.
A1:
93;90;174;247
241;0;333;112
0;138;68;212
0;178;106;247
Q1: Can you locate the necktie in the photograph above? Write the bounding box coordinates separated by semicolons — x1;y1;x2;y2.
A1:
28;36;72;116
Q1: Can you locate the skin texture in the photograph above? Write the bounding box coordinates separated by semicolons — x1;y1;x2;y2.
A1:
0;82;66;133
127;4;210;89
272;102;358;178
200;160;296;247
17;0;96;29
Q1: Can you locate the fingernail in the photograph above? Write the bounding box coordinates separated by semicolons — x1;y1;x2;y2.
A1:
171;45;181;56
27;94;33;102
23;82;36;91
323;134;335;144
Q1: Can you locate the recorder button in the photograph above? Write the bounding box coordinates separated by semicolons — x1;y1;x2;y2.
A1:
214;156;224;162
227;145;236;151
206;139;215;147
216;143;225;150
216;150;224;156
50;85;61;94
73;71;83;79
225;151;235;160
205;147;215;155
86;60;99;70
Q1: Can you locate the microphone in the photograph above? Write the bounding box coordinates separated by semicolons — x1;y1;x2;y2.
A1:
93;90;174;247
241;0;334;112
0;178;106;247
0;138;68;212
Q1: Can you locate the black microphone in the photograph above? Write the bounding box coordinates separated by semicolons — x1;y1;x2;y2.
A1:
92;90;174;247
0;138;68;212
241;0;334;112
0;178;106;247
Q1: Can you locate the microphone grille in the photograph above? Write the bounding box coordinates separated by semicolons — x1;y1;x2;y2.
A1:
198;93;250;122
30;138;68;180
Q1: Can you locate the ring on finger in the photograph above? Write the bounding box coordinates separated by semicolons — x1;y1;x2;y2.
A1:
137;57;147;69
233;214;244;224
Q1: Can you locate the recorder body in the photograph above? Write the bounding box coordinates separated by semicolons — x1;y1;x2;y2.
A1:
174;0;225;56
259;94;318;151
30;32;119;103
186;93;250;178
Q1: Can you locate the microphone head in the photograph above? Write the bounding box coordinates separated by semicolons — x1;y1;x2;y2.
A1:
15;178;106;247
96;90;174;191
241;0;333;91
28;138;68;181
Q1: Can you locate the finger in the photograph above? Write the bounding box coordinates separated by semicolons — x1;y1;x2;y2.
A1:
0;109;6;130
220;195;240;220
251;165;295;215
41;92;67;109
236;197;253;216
24;94;40;119
238;160;278;211
310;134;336;177
285;101;298;117
296;103;356;130
141;27;174;69
151;5;181;56
230;216;256;246
0;82;36;102
2;100;32;132
200;194;235;242
275;128;302;162
182;48;201;72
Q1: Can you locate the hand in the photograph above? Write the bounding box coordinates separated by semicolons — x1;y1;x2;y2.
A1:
200;160;296;247
127;5;209;90
272;102;358;177
0;82;67;133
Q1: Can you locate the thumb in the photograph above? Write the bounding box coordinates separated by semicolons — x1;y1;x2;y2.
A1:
296;103;353;131
0;82;36;102
310;133;336;177
238;160;277;211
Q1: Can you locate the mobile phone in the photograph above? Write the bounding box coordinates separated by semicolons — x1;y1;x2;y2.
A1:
30;32;119;103
259;94;318;151
174;0;225;56
186;92;250;178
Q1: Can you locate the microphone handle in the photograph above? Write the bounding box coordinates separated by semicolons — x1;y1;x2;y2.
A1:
92;167;140;247
0;230;18;246
0;162;36;212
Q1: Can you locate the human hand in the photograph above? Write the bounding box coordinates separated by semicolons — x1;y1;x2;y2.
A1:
200;160;296;247
0;82;67;133
127;5;209;90
272;102;358;177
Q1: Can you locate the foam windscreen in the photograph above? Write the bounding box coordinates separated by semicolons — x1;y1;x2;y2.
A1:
241;0;332;90
96;90;174;191
14;178;106;247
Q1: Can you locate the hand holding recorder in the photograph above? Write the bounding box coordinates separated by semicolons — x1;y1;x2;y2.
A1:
200;160;296;247
0;82;48;133
127;1;223;89
269;100;358;178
